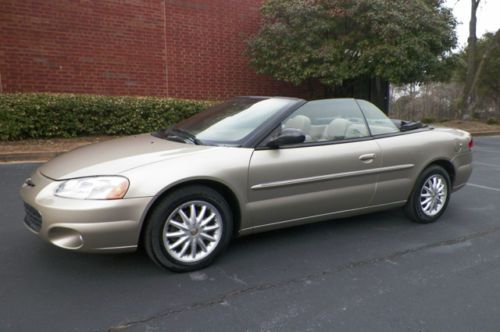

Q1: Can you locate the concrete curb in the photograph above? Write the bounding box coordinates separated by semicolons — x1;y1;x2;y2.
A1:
470;131;500;137
1;132;499;163
0;151;65;163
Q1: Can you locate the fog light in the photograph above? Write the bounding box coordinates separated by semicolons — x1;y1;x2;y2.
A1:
48;227;84;250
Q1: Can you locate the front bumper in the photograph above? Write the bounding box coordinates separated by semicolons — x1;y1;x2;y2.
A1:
20;171;152;253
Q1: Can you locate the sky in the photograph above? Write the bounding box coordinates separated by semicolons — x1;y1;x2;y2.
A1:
445;0;500;49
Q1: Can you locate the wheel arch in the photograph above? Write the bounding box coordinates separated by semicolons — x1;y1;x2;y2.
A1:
424;158;456;187
138;178;242;246
404;158;455;223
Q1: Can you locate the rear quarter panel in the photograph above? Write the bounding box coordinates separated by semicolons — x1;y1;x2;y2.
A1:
372;128;472;205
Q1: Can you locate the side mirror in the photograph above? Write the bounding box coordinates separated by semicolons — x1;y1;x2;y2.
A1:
266;128;306;148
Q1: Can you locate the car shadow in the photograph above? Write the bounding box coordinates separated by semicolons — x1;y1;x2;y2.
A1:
27;207;414;277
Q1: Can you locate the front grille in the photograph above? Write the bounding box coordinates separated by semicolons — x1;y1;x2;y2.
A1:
24;203;42;232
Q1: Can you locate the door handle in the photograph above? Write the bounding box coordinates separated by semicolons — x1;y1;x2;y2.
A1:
359;153;376;163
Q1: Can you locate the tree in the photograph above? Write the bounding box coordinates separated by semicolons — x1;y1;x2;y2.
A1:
456;30;500;114
247;0;457;96
475;31;500;112
461;0;481;117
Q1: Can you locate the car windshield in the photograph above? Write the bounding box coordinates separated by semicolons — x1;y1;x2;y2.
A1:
155;97;296;146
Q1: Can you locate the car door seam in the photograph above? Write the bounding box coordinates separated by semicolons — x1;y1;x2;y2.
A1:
368;139;385;204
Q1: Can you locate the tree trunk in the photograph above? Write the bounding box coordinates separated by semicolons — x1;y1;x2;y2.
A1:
461;0;480;118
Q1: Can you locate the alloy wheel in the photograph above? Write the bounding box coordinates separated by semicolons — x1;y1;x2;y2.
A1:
162;200;223;263
419;174;448;217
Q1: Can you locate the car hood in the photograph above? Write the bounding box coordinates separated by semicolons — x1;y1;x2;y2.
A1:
39;134;212;180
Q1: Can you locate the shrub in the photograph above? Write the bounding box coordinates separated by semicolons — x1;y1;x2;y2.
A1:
486;118;499;125
0;93;212;140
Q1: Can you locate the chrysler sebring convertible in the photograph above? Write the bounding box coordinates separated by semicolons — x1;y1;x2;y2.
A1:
20;97;473;271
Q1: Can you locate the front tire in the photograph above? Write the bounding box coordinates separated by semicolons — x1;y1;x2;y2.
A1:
404;165;451;224
144;185;233;272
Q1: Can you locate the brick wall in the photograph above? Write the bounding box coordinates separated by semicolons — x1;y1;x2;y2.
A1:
0;0;305;99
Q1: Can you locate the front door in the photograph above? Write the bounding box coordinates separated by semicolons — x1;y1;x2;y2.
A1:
246;99;382;229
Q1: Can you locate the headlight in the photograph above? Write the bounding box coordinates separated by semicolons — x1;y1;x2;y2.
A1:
54;176;129;200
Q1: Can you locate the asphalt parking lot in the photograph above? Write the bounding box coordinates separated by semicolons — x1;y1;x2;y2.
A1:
1;135;500;332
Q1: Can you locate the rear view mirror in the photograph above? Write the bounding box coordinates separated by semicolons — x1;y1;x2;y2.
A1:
266;128;305;148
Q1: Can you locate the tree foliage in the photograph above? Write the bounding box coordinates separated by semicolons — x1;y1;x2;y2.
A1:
247;0;457;87
455;30;500;112
476;31;500;107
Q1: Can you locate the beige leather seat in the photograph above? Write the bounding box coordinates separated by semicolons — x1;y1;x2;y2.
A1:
284;115;311;133
284;115;313;142
321;118;350;140
345;123;369;138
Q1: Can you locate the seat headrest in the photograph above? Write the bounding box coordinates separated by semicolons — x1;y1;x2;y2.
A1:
284;115;311;133
323;118;350;139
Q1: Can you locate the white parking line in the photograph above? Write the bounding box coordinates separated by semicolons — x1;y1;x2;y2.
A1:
467;183;500;192
473;162;500;168
474;148;500;154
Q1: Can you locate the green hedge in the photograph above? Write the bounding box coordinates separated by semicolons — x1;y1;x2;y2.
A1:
0;93;212;140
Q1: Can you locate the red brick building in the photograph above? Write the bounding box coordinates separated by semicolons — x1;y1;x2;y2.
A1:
0;0;305;99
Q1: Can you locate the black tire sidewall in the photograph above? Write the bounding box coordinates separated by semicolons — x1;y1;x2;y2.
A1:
407;165;451;224
145;185;233;272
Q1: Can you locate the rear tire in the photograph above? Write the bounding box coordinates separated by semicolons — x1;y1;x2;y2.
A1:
404;165;451;224
144;185;233;272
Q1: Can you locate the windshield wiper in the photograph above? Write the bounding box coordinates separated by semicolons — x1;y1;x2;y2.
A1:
169;128;202;145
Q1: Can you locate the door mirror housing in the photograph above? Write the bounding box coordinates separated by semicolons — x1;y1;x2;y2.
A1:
266;128;306;148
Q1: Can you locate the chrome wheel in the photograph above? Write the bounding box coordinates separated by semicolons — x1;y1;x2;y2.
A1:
420;174;448;217
163;200;223;263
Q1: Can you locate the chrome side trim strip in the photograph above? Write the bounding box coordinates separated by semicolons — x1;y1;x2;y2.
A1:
251;164;414;190
240;200;407;233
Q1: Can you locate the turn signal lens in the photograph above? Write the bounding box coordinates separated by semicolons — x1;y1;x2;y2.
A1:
106;180;130;199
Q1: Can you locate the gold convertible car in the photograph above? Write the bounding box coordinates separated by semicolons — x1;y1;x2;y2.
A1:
20;97;473;271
